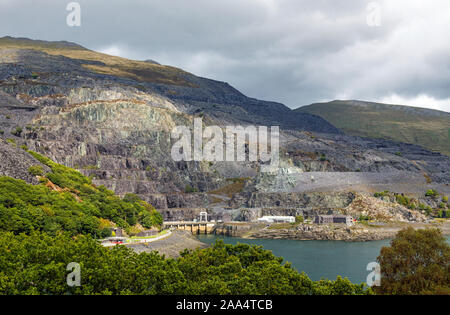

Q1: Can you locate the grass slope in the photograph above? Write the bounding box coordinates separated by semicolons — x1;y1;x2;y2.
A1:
296;100;450;156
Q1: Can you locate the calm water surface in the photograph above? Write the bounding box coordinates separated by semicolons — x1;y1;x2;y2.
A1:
197;235;450;283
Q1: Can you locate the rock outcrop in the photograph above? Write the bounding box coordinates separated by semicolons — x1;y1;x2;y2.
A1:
249;224;396;242
343;194;427;222
0;138;50;184
0;37;449;225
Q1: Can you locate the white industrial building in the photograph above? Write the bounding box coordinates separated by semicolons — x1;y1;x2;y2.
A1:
257;216;296;223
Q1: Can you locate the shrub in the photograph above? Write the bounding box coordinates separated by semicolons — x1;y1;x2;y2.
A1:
185;184;198;193
374;191;389;198
295;215;304;223
0;130;4;135
396;195;409;206
6;138;16;146
28;165;44;176
425;189;439;198
11;127;22;137
442;196;448;203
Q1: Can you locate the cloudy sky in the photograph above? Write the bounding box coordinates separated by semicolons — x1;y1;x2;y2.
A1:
1;0;450;112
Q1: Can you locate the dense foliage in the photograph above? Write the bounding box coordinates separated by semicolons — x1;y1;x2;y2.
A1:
376;227;450;295
0;151;162;237
0;231;372;295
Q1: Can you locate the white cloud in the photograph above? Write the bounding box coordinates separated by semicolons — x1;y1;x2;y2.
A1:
98;45;125;58
378;94;450;113
97;45;148;61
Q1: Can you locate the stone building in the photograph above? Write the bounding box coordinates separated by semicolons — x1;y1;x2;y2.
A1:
314;214;354;225
314;215;334;224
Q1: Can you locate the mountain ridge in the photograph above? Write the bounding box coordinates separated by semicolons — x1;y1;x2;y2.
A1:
298;99;450;116
0;36;449;219
296;100;450;156
0;36;340;134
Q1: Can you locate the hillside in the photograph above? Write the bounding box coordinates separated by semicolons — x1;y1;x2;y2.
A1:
0;142;162;237
0;36;194;86
0;36;449;224
0;36;339;134
296;100;450;156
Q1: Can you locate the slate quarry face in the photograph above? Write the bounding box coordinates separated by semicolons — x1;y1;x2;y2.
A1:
0;38;449;217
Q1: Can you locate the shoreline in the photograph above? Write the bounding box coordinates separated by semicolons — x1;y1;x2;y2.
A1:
124;221;450;258
241;221;450;242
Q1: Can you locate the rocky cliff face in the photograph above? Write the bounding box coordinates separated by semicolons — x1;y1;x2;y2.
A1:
0;37;449;223
0;138;50;184
248;224;398;241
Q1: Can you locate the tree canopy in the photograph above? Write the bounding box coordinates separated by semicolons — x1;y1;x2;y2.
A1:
0;150;162;237
0;231;372;295
376;227;450;295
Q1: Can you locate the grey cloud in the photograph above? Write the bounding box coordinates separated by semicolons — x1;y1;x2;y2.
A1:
0;0;449;112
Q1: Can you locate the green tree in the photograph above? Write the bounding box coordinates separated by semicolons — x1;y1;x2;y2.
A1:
0;232;372;295
0;152;162;237
376;227;450;295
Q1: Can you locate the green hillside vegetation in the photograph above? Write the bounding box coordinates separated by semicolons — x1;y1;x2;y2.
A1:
0;149;371;295
0;232;372;295
0;150;162;237
296;100;450;156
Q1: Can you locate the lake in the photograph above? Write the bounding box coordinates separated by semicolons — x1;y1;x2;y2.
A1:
198;235;450;283
198;235;445;284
